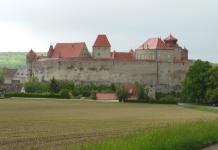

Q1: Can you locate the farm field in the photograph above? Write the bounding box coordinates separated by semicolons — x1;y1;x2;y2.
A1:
0;98;218;149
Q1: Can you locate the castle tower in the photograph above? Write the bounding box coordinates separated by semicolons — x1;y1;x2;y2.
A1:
47;44;54;58
93;34;111;59
26;49;36;82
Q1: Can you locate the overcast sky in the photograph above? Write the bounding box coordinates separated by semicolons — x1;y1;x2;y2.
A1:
0;0;218;62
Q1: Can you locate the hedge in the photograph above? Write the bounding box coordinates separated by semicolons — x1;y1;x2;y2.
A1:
4;92;69;99
123;100;177;104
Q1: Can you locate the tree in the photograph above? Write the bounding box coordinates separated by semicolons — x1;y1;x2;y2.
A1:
109;83;116;92
24;77;40;93
205;66;218;103
0;66;8;80
181;59;212;104
134;81;150;101
49;76;59;93
116;83;130;102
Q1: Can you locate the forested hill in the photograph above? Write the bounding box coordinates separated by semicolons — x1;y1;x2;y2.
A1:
0;52;47;69
0;52;216;69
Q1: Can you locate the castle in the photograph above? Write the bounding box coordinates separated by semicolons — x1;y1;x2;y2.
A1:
26;34;193;97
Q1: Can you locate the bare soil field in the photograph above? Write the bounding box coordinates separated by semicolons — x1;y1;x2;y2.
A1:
0;98;217;149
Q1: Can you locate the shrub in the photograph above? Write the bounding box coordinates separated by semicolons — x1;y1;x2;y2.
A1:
91;90;98;100
60;89;70;99
69;91;74;99
150;97;156;101
160;98;167;101
166;95;175;101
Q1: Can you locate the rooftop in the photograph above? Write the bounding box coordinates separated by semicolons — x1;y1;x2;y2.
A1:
93;35;111;47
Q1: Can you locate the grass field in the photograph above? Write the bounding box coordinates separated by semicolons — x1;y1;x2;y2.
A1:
0;98;218;149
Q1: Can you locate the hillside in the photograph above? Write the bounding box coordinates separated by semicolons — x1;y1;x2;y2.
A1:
0;52;216;69
0;52;47;69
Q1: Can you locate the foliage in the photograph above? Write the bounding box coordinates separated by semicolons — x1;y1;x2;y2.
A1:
91;90;98;100
123;100;177;104
134;81;150;101
181;105;218;113
4;92;62;99
0;66;8;80
205;66;218;103
24;77;40;93
109;83;116;92
116;84;130;102
0;52;47;69
150;97;156;101
69;91;74;99
49;76;59;93
60;89;70;99
2;86;8;91
181;57;185;60
159;98;167;101
165;95;175;101
181;59;212;104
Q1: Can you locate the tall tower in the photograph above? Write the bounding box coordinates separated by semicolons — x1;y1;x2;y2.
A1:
93;34;111;59
26;49;36;82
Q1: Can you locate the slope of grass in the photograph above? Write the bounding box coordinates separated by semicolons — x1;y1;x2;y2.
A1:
68;119;218;150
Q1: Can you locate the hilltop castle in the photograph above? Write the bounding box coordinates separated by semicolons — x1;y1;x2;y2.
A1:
26;34;193;97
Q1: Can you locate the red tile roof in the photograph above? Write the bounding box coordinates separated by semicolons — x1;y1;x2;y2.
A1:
34;57;157;63
93;35;111;47
32;55;37;62
4;69;26;78
48;45;53;52
182;47;188;52
124;85;137;98
137;38;167;49
96;93;118;100
111;51;133;59
27;49;36;56
173;60;193;63
50;42;85;58
129;49;134;53
164;34;178;41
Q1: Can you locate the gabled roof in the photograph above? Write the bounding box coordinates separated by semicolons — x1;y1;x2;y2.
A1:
48;45;53;52
129;49;134;53
137;38;166;49
4;69;26;78
27;49;37;56
164;34;178;41
6;86;23;93
50;42;85;58
93;35;111;47
124;85;137;97
96;93;118;100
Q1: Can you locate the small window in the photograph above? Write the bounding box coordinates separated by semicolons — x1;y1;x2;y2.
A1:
149;54;151;59
153;54;155;59
183;63;184;65
17;73;19;75
168;70;170;73
174;57;176;59
72;45;74;47
145;55;146;59
168;54;170;60
159;54;161;59
99;47;100;50
181;52;183;55
21;73;23;75
98;53;100;56
140;55;141;59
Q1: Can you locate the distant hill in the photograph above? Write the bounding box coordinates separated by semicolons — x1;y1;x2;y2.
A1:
0;52;47;69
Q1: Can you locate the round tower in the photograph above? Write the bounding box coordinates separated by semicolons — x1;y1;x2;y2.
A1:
26;49;37;82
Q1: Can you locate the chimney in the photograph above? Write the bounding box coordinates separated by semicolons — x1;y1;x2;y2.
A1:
59;52;61;58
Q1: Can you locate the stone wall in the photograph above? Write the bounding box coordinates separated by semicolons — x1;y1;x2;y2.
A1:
155;84;182;93
93;47;111;58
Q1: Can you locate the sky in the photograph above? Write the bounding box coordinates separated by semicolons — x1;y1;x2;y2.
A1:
0;0;218;63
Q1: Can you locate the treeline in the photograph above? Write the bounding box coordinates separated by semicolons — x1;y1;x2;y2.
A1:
0;52;47;69
181;59;218;104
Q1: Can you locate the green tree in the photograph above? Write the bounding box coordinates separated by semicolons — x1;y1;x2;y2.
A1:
181;59;212;104
49;76;59;93
24;77;40;93
134;81;150;101
205;66;218;103
109;83;116;92
0;66;8;80
116;83;130;102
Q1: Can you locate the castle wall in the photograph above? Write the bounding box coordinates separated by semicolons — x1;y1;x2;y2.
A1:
157;49;174;62
155;84;182;93
135;49;156;60
78;44;92;58
172;47;182;60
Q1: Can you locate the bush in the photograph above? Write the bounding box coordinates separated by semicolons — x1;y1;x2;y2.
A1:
69;91;74;99
160;98;167;101
60;89;70;99
166;95;175;101
123;100;177;104
150;97;156;101
91;90;98;100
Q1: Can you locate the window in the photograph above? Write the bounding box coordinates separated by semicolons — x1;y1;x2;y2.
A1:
149;54;151;59
181;52;183;55
17;73;19;75
145;55;146;59
159;54;161;59
140;55;141;59
168;54;170;60
98;53;100;56
153;54;155;59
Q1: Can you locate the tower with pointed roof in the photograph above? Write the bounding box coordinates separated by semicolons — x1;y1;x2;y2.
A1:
93;35;111;59
26;49;37;81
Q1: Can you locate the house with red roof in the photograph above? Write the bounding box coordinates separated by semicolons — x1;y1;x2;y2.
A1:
26;34;193;97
